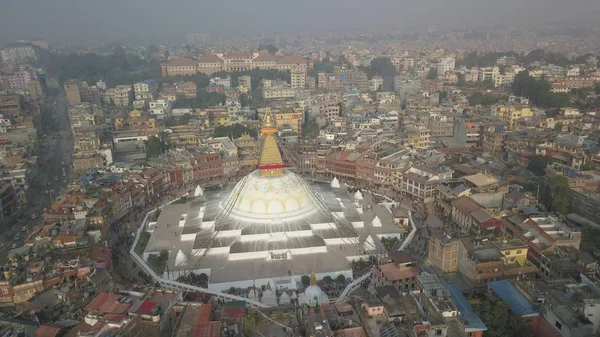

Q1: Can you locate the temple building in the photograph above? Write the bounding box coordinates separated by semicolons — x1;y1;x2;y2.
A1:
142;112;403;291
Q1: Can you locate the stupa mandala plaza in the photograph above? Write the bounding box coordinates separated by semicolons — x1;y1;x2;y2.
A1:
142;113;403;291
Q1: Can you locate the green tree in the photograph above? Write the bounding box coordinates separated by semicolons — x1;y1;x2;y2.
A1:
336;274;346;283
302;118;320;139
144;134;167;158
214;124;257;139
581;163;596;171
457;73;466;86
469;92;502;106
479;300;531;337
512;70;566;109
323;276;333;284
258;44;278;54
172;92;225;109
550;175;571;215
242;310;258;337
554;122;564;131
527;155;550;176
581;225;600;254
301;275;311;286
147;44;159;54
44;50;150;85
164;113;194;127
369;57;397;91
427;67;438;79
309;58;335;76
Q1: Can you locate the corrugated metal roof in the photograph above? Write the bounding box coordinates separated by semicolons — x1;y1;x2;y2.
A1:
445;284;488;332
489;280;538;317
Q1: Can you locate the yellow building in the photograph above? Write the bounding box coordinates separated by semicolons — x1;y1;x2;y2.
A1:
114;116;126;130
492;105;533;129
402;126;431;149
492;239;528;267
205;106;230;128
129;109;142;118
236;133;258;166
273;107;303;134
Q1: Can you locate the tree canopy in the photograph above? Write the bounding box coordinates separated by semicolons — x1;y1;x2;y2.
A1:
469;92;505;106
523;49;571;67
44;49;151;85
365;57;396;91
427;67;438;80
479;300;531;337
258;44;278;54
550;175;571;215
172;92;226;109
144;134;168;158
309;58;335;77
163;113;194;127
214;123;257;139
512;71;569;109
581;225;600;254
302;118;320;139
527;155;550;176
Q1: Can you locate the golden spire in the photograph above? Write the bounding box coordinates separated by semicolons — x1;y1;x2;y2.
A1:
261;111;277;135
265;282;272;291
258;111;284;177
310;271;317;286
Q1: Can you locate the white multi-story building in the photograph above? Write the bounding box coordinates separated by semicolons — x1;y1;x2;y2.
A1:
149;99;172;115
437;57;456;75
567;67;581;77
290;67;306;89
493;72;516;88
400;166;452;203
133;79;158;99
8;69;36;91
0;46;36;63
262;86;297;100
479;66;500;82
106;85;133;106
210;76;231;88
369;76;384;91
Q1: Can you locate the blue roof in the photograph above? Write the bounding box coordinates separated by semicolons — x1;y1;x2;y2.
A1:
489;280;538;317
143;79;157;84
445;284;488;332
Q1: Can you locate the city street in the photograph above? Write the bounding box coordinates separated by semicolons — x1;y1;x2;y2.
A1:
26;87;73;217
0;83;73;263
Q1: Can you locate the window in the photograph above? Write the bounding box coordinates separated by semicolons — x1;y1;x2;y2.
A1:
555;321;562;330
505;251;510;255
435;329;442;335
1;289;7;295
517;250;522;254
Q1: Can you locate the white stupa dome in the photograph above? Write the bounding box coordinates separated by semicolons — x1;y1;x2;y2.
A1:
194;185;204;197
372;215;382;227
354;190;363;200
279;292;291;305
299;285;329;307
225;169;320;222
331;177;340;188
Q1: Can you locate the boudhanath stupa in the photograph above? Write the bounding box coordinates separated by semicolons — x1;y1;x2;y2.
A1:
142;112;402;291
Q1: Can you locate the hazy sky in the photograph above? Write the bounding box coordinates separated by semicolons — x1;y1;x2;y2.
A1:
0;0;598;43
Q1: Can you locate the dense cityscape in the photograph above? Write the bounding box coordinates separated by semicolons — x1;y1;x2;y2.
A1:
2;20;600;337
